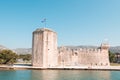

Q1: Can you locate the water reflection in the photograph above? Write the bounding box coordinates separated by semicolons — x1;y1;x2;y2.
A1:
110;71;120;80
31;70;58;80
31;70;111;80
0;70;32;80
0;70;120;80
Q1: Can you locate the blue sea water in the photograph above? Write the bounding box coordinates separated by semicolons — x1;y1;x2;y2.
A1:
0;70;120;80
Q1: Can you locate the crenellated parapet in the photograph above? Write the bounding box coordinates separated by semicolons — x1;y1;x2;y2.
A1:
58;46;107;54
58;43;110;66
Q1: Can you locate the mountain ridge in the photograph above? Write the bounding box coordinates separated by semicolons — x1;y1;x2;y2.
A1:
1;45;120;54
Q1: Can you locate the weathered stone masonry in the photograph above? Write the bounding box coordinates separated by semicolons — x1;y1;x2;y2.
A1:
58;43;110;66
32;28;110;67
32;28;58;68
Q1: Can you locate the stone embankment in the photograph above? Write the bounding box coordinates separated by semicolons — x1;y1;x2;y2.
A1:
0;65;120;71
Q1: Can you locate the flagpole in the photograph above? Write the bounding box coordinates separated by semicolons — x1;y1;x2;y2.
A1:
41;18;46;28
45;19;46;28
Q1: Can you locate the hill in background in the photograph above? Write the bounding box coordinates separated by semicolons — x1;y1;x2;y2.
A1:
0;45;120;54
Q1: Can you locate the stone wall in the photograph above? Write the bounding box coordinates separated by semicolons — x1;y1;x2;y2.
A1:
58;43;110;67
32;28;110;68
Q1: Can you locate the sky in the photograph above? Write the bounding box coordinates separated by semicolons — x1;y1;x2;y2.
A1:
0;0;120;49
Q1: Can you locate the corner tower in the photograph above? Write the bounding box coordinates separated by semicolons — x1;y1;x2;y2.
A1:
32;28;58;68
100;43;110;66
101;43;109;52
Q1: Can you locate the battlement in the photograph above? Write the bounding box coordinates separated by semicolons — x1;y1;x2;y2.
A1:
58;47;107;54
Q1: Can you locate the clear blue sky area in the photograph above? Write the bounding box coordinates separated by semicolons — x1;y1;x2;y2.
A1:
0;0;120;49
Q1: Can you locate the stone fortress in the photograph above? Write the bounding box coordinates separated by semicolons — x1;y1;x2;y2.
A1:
32;28;110;68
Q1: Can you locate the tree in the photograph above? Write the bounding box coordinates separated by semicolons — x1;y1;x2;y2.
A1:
109;51;115;63
18;54;31;62
0;50;18;64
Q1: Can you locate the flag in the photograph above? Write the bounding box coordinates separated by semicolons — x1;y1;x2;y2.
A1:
41;18;46;23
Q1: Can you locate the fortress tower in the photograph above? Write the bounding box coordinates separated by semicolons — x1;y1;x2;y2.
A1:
32;28;110;68
32;28;58;68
